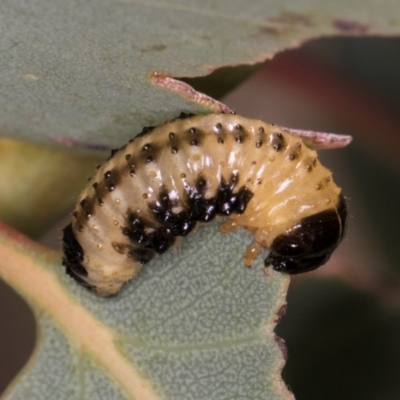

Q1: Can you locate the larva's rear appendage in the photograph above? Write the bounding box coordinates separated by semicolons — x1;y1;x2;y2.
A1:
243;242;263;268
62;113;348;296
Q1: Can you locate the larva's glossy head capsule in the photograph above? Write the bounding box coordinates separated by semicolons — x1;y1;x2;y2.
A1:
265;195;347;274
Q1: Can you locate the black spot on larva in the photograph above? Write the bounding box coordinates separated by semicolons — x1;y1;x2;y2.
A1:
184;175;217;222
79;197;95;220
196;175;208;190
234;186;254;214
256;139;263;148
287;153;297;161
122;210;176;253
186;127;205;147
112;241;128;255
123;154;137;176
142;143;151;151
113;241;155;264
168;132;182;154
62;223;93;289
177;112;195;120
148;188;196;236
92;182;98;189
270;132;285;151
94;168;122;200
105;148;119;162
216;172;241;215
235;135;244;143
214;123;223;132
128;247;155;264
142;143;159;164
265;195;347;274
213;123;227;143
304;156;317;172
62;224;86;275
142;126;155;135
135;125;155;139
140;142;160;164
184;173;253;219
72;211;78;219
232;125;248;143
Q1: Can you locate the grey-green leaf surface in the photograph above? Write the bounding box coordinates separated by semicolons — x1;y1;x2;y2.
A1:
0;0;399;149
2;221;291;400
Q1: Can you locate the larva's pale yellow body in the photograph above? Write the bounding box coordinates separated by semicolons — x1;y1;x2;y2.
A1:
63;113;347;296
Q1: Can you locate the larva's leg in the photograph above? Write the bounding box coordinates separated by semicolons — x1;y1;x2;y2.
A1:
219;220;240;234
243;242;263;268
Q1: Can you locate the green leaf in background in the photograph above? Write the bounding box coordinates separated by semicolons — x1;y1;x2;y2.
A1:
0;138;103;236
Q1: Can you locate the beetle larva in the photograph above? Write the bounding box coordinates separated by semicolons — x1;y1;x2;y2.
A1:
62;113;347;296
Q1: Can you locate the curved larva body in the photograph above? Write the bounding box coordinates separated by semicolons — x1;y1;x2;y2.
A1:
63;113;347;296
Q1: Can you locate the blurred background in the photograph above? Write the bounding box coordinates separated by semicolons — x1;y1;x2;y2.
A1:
1;37;400;399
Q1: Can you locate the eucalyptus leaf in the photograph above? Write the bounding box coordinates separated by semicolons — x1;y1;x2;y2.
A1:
0;0;398;149
1;221;291;400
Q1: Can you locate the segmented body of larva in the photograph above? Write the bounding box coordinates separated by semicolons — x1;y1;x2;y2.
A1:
62;113;347;296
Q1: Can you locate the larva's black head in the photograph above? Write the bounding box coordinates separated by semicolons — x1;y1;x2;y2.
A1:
265;195;347;274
